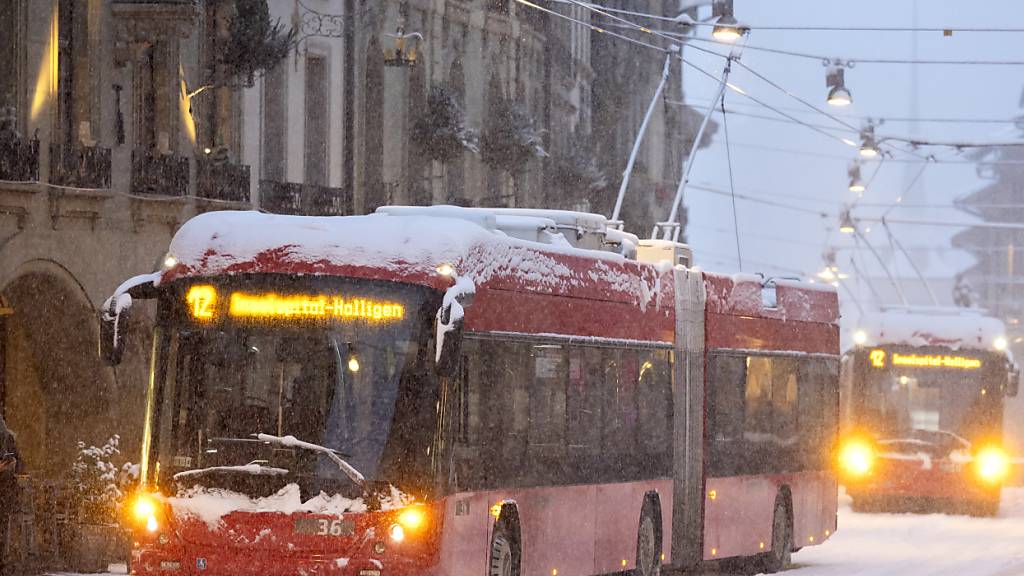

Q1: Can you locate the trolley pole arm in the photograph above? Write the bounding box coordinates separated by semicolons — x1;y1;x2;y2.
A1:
654;58;731;241
610;53;673;228
882;218;938;306
854;227;909;306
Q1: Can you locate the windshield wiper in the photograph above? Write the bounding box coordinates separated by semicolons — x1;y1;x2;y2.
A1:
256;433;365;488
173;461;289;480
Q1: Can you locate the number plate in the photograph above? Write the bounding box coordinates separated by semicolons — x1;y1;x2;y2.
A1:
294;517;354;537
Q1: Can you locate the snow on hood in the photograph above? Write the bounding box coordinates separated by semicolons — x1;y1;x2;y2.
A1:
168;483;413;530
854;308;1007;351
161;210;667;309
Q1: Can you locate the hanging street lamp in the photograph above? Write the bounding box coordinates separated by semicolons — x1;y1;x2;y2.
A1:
839;209;857;234
711;0;748;42
384;18;423;67
858;125;879;158
848;162;865;193
826;64;852;107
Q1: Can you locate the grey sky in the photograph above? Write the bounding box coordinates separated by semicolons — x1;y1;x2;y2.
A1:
677;0;1022;319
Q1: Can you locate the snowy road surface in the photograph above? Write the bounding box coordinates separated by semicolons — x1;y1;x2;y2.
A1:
784;488;1024;576
52;489;1024;576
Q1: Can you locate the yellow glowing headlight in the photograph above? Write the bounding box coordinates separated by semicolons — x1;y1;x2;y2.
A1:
975;446;1010;484
398;508;425;530
838;439;875;477
131;494;160;533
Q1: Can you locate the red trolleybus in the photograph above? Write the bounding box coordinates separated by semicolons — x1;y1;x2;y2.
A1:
101;206;839;576
839;308;1019;515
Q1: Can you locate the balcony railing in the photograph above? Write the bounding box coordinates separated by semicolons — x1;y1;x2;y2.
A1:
260;180;351;216
49;143;111;189
131;148;188;197
0;138;39;182
196;157;251;203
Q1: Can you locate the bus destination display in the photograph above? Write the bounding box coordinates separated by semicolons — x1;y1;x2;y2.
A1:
869;349;982;370
185;284;406;323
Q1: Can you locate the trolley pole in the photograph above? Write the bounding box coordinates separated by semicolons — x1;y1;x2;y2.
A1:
654;58;732;241
610;54;673;229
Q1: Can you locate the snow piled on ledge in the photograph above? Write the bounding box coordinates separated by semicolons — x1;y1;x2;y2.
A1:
168;483;412;529
165;210;667;309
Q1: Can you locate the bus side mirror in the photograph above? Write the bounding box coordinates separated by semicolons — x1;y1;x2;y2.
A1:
436;277;474;376
1008;365;1020;398
99;294;132;366
435;302;464;376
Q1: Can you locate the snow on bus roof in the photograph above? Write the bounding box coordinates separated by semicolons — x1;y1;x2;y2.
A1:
854;307;1007;351
162;208;666;308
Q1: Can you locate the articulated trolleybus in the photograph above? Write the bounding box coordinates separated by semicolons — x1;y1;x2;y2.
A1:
839;308;1019;515
102;206;839;576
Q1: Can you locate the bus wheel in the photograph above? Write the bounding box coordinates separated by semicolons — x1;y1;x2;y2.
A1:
763;497;792;574
635;500;661;576
489;520;521;576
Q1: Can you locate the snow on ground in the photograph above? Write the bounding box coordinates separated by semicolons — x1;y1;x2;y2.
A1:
784;487;1024;576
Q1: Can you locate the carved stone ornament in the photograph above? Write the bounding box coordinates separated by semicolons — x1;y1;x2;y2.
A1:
112;1;198;65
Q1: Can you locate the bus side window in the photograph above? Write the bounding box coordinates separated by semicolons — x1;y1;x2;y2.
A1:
708;354;746;477
771;358;799;472
798;357;840;470
454;338;517;490
526;344;568;485
567;347;604;483
637;350;672;476
744;356;774;474
603;349;639;480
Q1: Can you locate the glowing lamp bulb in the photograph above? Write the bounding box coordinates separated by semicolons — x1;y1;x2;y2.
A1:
859;145;879;158
849;181;865;193
146;515;159;533
994;336;1008;352
827;86;852;107
348;356;360;372
163;255;177;269
133;497;156;521
853;330;867;346
436;263;456;277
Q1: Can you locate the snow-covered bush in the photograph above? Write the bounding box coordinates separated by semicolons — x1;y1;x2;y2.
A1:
411;85;479;163
549;141;608;201
68;436;129;525
480;98;547;174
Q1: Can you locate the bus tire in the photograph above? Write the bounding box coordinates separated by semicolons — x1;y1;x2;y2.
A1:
763;496;792;574
489;516;521;576
635;497;662;576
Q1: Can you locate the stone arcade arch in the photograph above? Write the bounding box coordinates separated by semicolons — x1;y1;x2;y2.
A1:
1;260;117;477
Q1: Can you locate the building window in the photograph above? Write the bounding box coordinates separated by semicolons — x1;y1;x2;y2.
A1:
261;62;286;181
304;54;328;186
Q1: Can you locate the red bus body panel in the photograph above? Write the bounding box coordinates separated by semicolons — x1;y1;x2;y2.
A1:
846;456;996;503
701;274;840;561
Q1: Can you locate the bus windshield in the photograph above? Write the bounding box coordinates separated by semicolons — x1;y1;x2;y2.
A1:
852;347;1005;445
150;276;439;499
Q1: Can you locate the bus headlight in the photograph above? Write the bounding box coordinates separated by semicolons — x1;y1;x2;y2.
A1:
131;494;161;533
975;446;1010;484
838;439;875;477
398;508;425;530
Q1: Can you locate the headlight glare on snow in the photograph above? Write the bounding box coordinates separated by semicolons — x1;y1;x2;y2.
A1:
838;439;875;477
975;446;1010;484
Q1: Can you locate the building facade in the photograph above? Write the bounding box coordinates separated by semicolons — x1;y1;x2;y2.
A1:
0;0;705;479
